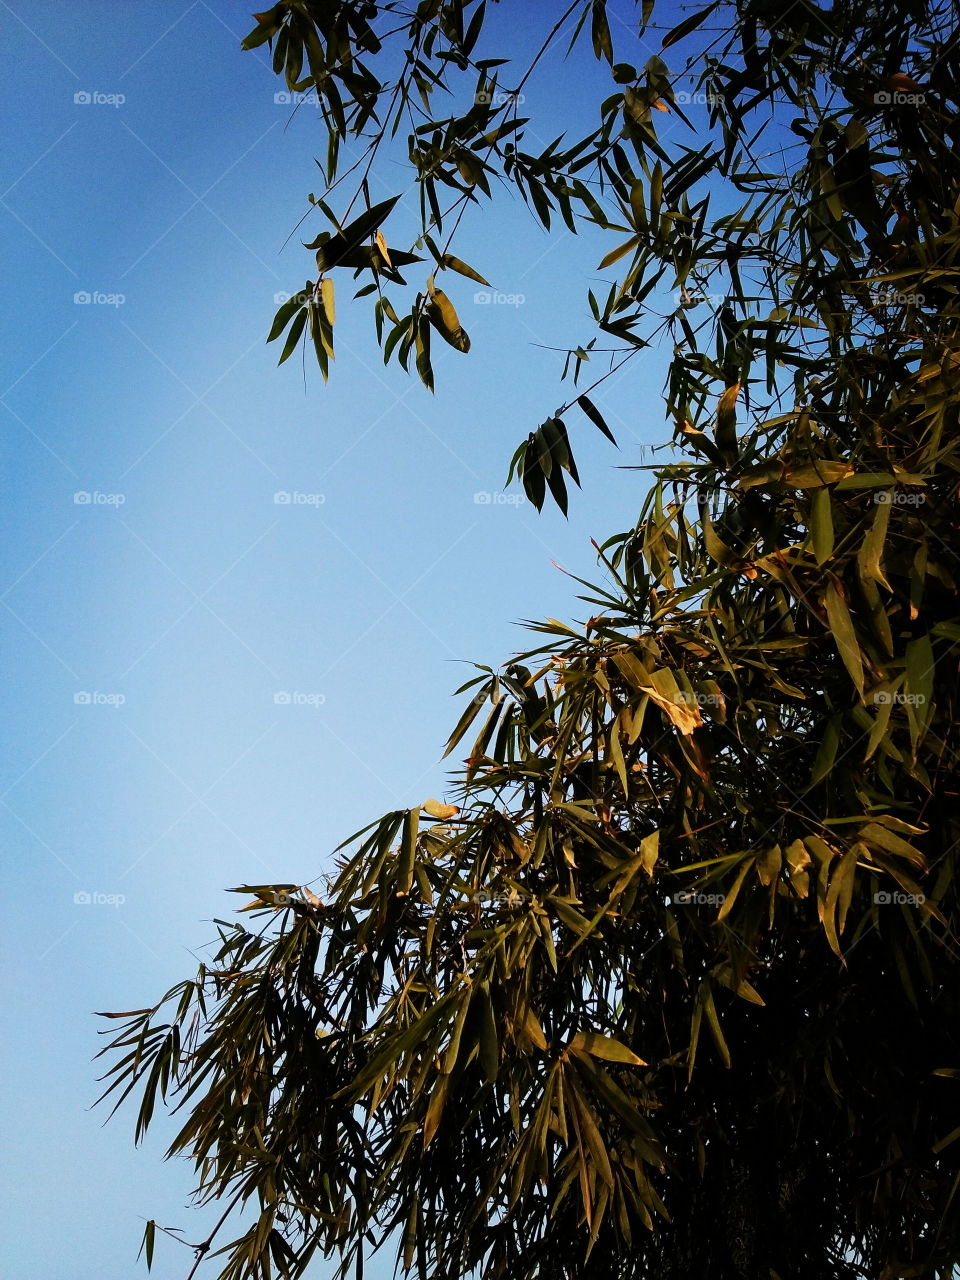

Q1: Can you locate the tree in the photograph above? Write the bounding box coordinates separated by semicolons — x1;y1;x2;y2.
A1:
98;3;960;1278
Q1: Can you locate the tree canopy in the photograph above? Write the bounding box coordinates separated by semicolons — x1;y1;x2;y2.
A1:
98;2;960;1278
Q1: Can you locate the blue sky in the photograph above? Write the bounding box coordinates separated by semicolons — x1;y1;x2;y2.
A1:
0;2;688;1275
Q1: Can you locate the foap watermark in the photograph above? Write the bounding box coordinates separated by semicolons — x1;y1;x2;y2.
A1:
871;689;926;706
74;290;125;307
474;89;525;106
674;690;724;709
274;490;325;507
874;90;925;105
473;289;525;307
274;90;321;106
673;287;725;309
672;90;716;106
874;489;926;506
874;890;925;905
872;287;925;308
274;691;326;708
74;890;126;906
74;691;125;707
474;491;525;506
273;289;312;306
74;90;125;107
469;887;521;905
667;890;726;906
74;490;125;505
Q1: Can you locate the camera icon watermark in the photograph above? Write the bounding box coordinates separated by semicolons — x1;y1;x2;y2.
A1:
874;890;925;905
74;691;126;707
273;691;325;708
74;890;126;906
74;90;125;107
73;291;125;307
273;491;325;506
74;490;125;506
473;289;525;307
474;491;525;506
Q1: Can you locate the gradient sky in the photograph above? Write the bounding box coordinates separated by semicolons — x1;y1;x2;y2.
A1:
0;2;687;1275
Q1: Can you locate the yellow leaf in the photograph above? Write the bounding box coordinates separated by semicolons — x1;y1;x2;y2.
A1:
320;276;336;325
717;381;741;414
785;839;811;897
640;830;659;877
569;1031;646;1066
422;798;460;819
426;287;471;352
755;844;782;887
523;1008;548;1051
374;229;392;268
423;1073;450;1148
647;674;703;735
784;461;854;489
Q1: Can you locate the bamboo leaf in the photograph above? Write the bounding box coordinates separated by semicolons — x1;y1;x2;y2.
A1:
399;807;418;893
824;580;864;696
277;306;308;364
569;1031;646;1065
661;2;720;48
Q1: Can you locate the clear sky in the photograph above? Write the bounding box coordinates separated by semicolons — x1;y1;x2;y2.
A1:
1;2;683;1275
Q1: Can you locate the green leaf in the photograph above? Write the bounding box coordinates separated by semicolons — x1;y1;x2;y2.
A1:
857;494;892;588
591;1;614;63
661;2;720;49
598;235;640;271
267;293;305;343
241;6;286;50
443;685;490;758
309;195;401;268
441;254;491;286
476;982;499;1083
277;307;308;364
415;315;434;392
904;633;934;739
810;486;834;565
577;395;617;444
716;858;753;921
138;1219;156;1271
824;580;864;696
522;436;546;509
811;715;841;784
699;981;731;1068
399;807;418;893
